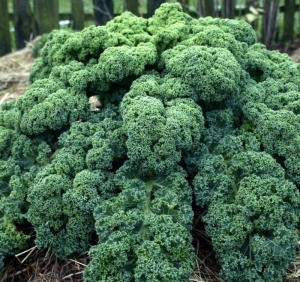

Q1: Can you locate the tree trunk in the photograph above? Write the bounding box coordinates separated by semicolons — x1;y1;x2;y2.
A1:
283;0;295;43
34;0;59;35
0;0;11;55
93;0;113;26
124;0;139;16
147;0;165;18
13;0;35;49
263;0;280;48
71;0;85;30
198;0;214;17
222;0;235;18
177;0;189;13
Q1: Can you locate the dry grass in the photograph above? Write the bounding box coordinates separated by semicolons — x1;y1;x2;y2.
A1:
1;248;88;282
0;38;38;106
291;48;300;63
1;41;300;282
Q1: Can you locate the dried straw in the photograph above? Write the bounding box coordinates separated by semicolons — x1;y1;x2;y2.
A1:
291;47;300;63
1;246;88;282
0;37;39;106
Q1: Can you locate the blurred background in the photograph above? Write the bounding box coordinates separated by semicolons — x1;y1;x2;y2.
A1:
1;0;300;56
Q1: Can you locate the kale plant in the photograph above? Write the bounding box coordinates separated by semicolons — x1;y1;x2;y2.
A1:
0;3;300;282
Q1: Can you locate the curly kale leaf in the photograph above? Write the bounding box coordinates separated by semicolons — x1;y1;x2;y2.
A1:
161;45;243;102
84;165;194;282
204;175;300;282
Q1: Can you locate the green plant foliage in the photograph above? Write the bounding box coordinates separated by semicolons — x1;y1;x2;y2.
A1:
0;3;300;281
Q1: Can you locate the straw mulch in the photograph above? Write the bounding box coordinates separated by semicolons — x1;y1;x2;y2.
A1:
0;38;39;106
0;40;300;282
291;48;300;64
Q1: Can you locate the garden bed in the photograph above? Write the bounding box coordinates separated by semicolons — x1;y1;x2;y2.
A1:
0;38;300;282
